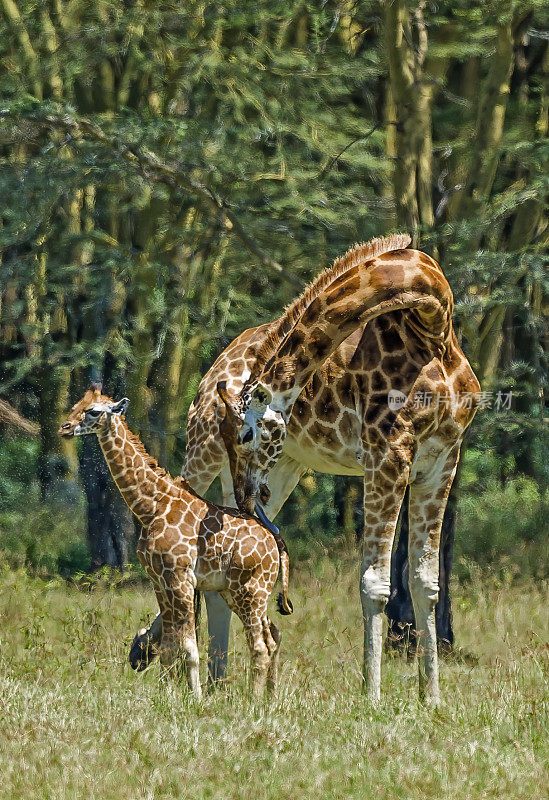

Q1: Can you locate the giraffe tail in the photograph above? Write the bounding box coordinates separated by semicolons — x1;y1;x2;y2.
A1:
275;539;293;615
194;588;202;631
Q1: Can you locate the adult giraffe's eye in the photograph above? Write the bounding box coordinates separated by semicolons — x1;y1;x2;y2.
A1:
242;429;253;444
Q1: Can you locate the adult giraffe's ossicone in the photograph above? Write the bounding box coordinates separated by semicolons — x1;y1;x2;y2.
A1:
132;234;479;704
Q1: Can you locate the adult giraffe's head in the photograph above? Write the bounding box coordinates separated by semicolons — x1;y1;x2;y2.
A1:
217;380;287;515
58;383;129;439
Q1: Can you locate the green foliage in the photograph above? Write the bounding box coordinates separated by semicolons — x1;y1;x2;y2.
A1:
277;472;341;560
0;437;39;511
0;1;546;572
0;502;89;576
0;435;87;574
456;470;548;579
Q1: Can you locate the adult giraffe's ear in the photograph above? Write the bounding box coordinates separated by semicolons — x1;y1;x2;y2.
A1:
249;383;272;415
109;397;129;415
217;381;239;419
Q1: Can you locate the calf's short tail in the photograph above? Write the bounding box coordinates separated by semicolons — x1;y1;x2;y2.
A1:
276;543;293;616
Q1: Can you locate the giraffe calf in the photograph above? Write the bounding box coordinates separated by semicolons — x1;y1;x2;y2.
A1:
136;501;289;700
59;386;293;700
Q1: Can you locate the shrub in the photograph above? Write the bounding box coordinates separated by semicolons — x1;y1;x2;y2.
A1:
455;476;548;580
0;504;89;576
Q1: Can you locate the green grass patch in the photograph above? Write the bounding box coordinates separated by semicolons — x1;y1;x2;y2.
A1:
0;562;547;800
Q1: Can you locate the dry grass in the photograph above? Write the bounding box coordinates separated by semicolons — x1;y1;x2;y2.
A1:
0;556;547;800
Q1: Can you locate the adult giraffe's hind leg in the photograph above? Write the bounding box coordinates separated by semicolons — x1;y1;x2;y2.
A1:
408;443;460;706
200;464;238;689
360;439;412;701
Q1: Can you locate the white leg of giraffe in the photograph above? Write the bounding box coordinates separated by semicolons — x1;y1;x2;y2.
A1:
266;620;282;694
202;463;236;688
205;456;303;688
220;460;238;509
204;590;232;688
360;441;411;700
262;454;307;519
408;442;460;706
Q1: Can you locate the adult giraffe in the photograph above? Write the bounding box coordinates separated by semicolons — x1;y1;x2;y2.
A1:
131;234;479;704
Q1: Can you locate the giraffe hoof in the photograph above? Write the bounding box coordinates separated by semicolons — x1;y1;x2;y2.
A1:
129;628;158;671
276;592;293;615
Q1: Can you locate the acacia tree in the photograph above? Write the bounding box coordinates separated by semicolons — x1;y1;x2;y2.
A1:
0;2;390;566
0;1;546;624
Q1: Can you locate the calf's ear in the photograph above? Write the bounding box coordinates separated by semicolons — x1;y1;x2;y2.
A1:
110;397;129;415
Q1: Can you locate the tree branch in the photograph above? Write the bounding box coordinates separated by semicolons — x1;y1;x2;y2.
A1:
318;123;380;179
0;398;39;434
0;0;42;99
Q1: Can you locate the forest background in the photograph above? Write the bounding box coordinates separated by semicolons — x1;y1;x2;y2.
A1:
0;1;547;600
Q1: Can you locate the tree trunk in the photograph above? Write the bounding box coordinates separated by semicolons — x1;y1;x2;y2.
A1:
384;2;456;648
384;0;419;233
36;363;74;501
78;434;130;570
457;22;515;222
74;355;133;570
384;2;449;239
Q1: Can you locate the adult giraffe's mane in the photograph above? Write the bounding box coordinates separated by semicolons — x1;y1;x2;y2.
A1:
250;233;411;378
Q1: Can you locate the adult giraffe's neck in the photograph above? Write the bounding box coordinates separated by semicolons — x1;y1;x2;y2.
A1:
97;416;169;525
251;249;453;414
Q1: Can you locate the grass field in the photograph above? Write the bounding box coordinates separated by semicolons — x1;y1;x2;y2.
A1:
0;555;547;800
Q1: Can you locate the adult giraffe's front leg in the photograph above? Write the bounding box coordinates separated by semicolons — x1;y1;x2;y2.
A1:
408;443;461;706
360;439;412;701
201;463;238;688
